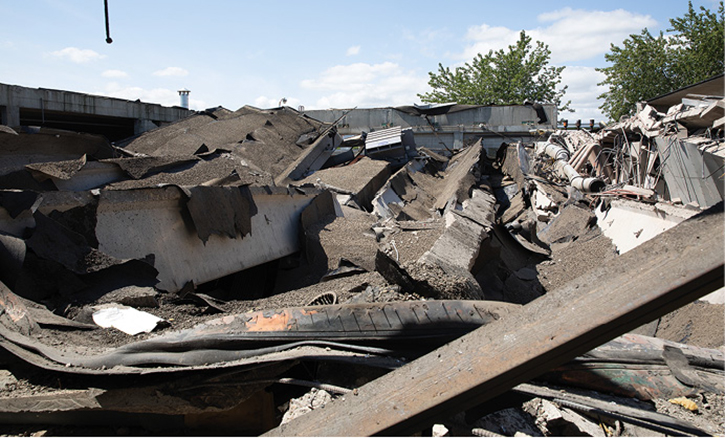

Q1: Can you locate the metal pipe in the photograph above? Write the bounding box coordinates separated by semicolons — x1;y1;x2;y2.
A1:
542;141;570;161
553;160;606;192
541;139;605;193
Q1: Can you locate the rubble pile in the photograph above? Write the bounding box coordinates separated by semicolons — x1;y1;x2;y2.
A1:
0;95;723;436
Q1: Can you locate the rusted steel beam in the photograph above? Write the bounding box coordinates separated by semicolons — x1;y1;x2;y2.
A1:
268;205;724;437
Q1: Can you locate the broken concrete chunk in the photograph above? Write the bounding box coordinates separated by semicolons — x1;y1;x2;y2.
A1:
103;155;200;180
281;388;333;425
402;260;484;300
434;142;482;211
0;370;18;391
25;154;87;181
93;185;317;293
294;157;391;211
431;424;449;437
275;129;341;185
523;398;605;437
419;212;488;273
595;199;699;254
0;280;40;335
0;127;115;178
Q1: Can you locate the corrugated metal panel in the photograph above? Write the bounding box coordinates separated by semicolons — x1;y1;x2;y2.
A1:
366;126;402;150
654;136;724;207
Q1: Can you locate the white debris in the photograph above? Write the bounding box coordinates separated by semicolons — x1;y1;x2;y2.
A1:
92;304;164;335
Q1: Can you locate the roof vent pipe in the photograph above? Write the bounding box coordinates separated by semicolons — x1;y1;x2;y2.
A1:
178;89;190;109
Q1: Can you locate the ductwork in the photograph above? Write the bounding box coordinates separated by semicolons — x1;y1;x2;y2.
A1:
541;141;570;162
540;140;605;193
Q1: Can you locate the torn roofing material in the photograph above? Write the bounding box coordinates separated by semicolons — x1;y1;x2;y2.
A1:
121;106;329;179
185;185;257;243
0;127;115;191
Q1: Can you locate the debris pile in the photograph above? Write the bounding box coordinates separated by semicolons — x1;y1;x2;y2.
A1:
0;94;722;436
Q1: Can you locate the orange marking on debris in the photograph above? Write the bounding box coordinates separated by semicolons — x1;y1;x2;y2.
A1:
246;310;294;332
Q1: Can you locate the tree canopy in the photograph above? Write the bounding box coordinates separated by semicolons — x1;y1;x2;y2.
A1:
597;1;724;121
418;31;570;112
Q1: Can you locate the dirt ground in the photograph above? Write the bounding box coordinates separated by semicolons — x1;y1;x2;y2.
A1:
654;300;725;349
653;392;725;436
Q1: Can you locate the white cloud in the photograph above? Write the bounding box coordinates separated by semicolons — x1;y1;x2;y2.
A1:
50;47;105;63
560;66;608;122
102;69;128;78
460;25;521;61
253;96;303;109
531;8;657;63
300;62;429;109
153;66;189;77
346;45;361;56
460;8;657;64
99;82;206;110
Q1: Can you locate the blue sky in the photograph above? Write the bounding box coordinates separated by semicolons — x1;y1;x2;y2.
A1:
0;1;719;123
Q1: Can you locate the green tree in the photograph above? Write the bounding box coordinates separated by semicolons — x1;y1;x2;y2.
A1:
668;1;725;86
596;30;674;122
597;1;724;121
418;31;571;112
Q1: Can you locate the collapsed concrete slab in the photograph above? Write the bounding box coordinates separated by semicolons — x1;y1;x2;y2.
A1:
594;198;699;254
293;156;391;211
94;186;320;292
371;141;482;221
274;128;341;186
0;127;116;191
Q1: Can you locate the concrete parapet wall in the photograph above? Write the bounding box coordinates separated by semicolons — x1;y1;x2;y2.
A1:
304;105;556;154
0;83;193;138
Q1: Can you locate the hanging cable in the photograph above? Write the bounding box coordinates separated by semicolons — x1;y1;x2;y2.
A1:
104;0;113;44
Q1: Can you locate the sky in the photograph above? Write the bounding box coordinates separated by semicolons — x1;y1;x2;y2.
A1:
0;0;719;124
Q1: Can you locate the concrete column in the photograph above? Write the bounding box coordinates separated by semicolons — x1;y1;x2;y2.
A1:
453;130;464;149
134;118;158;135
0;106;20;127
